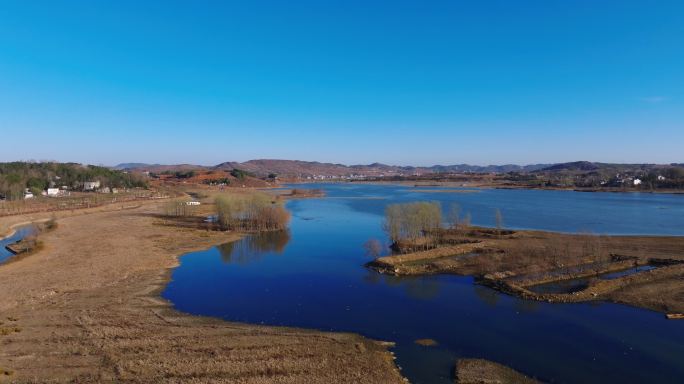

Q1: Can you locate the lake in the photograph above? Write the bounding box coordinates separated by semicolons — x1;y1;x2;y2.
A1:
162;184;684;383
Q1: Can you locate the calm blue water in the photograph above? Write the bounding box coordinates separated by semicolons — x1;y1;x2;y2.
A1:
163;184;684;383
0;225;35;264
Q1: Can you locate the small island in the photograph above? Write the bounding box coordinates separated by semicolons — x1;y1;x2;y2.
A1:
368;201;684;316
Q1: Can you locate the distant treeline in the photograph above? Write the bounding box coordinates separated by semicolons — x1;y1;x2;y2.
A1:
0;162;148;200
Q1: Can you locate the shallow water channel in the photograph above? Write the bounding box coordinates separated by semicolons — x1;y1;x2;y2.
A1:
0;225;35;264
527;265;660;294
163;184;684;383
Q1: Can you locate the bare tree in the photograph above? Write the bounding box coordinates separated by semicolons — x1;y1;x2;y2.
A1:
495;208;504;237
447;203;461;230
383;201;442;251
462;212;472;229
363;238;384;258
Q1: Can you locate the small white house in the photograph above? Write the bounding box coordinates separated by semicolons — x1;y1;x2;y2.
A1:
46;188;60;197
83;181;101;191
24;189;34;199
633;178;642;186
186;201;201;206
658;175;666;181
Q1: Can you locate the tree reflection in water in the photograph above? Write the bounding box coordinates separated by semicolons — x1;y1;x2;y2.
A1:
217;230;291;265
473;285;500;307
381;275;442;301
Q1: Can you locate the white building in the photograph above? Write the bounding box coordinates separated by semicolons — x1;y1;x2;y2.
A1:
633;178;642;186
46;188;60;197
83;181;101;191
658;175;666;181
186;201;201;206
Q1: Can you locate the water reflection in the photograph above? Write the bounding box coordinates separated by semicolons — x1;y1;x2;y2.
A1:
473;285;500;307
382;275;443;301
0;225;37;264
217;230;291;264
512;297;541;314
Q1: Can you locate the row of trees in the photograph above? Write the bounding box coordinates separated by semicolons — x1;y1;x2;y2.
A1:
0;162;147;200
215;192;290;231
163;201;199;217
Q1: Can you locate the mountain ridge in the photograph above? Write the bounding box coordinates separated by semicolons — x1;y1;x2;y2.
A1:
115;159;552;176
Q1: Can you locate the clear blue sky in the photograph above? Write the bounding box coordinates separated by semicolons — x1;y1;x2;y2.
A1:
1;1;682;166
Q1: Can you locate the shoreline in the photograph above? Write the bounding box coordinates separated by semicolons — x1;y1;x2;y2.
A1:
0;201;406;383
287;179;684;195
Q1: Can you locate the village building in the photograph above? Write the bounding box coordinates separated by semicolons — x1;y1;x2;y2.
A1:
83;181;101;191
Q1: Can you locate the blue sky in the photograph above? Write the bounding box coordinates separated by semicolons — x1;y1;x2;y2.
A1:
1;1;682;166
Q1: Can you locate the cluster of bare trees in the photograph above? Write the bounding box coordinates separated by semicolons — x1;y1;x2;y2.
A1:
446;203;472;230
215;192;290;231
383;201;442;251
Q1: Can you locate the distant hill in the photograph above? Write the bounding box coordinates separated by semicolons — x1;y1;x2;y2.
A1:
426;164;550;173
114;160;552;177
214;159;401;177
114;163;208;172
539;161;600;172
114;163;161;170
113;159;682;179
213;159;552;177
536;161;681;174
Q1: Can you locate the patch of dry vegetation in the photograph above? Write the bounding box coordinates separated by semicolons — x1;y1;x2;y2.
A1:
287;188;325;198
215;191;290;231
455;359;540;384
